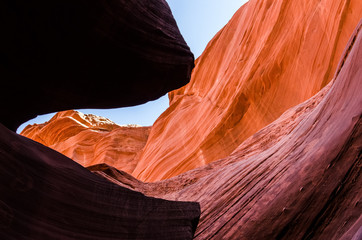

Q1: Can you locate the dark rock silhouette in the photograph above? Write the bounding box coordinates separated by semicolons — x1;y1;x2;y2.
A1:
0;124;200;239
0;0;194;131
0;0;199;239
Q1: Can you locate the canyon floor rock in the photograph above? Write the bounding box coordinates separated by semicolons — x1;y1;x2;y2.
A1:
0;123;200;239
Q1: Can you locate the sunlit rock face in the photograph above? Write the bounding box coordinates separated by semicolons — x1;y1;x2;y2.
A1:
132;0;362;182
89;20;362;239
0;0;194;131
21;110;150;174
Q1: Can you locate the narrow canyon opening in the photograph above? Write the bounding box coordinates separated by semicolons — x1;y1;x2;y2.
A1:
16;94;170;134
1;0;361;239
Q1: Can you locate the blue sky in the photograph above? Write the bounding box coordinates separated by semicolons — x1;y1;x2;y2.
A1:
17;1;248;133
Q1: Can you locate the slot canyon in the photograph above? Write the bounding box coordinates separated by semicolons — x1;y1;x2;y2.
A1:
1;0;362;239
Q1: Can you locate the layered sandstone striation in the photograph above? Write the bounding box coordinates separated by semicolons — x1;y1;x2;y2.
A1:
10;0;362;238
21;110;150;174
133;0;362;181
90;20;362;239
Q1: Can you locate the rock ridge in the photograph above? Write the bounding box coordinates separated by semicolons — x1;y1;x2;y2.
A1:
22;110;151;174
133;0;362;182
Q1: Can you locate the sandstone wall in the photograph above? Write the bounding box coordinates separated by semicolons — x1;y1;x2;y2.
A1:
133;0;362;181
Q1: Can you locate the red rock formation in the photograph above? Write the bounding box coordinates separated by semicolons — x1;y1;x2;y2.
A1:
0;0;194;131
21;110;150;174
90;20;362;239
133;0;362;182
9;0;362;238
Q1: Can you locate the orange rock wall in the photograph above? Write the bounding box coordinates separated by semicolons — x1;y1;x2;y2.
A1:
21;110;150;174
132;0;362;181
91;20;362;238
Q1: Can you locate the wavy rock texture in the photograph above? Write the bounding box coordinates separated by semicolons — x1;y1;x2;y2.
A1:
133;0;362;182
89;20;362;239
12;1;362;239
0;0;194;131
21;110;150;174
0;123;200;240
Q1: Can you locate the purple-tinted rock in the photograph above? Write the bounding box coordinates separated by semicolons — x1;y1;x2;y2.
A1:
0;123;200;239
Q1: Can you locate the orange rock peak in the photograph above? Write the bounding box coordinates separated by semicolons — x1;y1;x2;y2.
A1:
22;110;150;174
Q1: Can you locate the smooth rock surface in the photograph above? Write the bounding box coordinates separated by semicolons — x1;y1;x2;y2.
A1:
0;0;194;131
133;0;362;181
0;123;200;240
21;110;150;174
90;20;362;239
